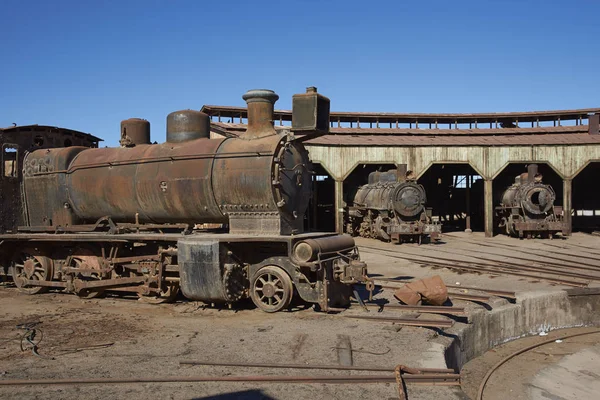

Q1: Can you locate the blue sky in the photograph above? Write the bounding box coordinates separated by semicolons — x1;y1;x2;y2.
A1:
1;0;599;146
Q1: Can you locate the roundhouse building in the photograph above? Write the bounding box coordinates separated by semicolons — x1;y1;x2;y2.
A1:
204;103;600;238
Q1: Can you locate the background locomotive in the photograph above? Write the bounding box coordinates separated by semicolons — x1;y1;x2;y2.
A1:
495;163;568;238
346;166;441;244
0;87;367;312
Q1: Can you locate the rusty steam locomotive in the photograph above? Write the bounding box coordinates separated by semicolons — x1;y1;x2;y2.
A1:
496;164;568;238
346;167;441;244
0;88;368;312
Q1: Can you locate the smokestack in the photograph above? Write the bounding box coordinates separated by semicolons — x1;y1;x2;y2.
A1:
241;89;279;139
527;164;538;183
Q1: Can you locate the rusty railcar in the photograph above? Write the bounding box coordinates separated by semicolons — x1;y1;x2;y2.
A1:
495;164;568;238
0;88;368;312
346;167;441;244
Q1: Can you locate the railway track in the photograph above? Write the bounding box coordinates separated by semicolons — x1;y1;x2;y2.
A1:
400;244;600;276
359;245;590;287
442;235;600;267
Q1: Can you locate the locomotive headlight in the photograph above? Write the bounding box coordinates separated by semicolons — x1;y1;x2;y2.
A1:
293;241;315;263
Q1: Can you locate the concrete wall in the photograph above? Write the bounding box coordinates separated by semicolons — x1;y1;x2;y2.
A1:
444;289;600;371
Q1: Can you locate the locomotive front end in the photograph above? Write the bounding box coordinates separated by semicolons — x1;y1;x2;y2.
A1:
497;164;568;238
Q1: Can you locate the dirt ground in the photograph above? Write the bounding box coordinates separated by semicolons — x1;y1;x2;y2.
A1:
1;232;599;399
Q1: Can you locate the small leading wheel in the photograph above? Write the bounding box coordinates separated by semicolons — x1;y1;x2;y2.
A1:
12;252;53;295
250;266;293;313
138;282;179;304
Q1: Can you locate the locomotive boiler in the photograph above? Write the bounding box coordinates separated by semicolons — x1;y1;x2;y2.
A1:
0;87;368;312
496;164;567;238
346;167;441;244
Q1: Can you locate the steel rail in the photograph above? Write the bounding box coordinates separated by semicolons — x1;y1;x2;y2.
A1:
369;283;492;302
344;314;453;328
178;360;454;373
0;373;460;386
359;247;588;287
359;303;467;315
387;245;600;281
445;285;516;300
477;329;600;400
538;240;600;255
374;278;517;299
447;292;491;302
427;245;600;274
445;236;600;265
442;238;600;270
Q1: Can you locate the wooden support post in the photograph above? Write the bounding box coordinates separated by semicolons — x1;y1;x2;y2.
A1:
484;179;494;237
335;179;344;234
465;175;472;233
563;178;572;236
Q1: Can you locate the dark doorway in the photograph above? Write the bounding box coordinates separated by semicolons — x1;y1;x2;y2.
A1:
305;163;335;232
418;164;484;232
572;162;600;232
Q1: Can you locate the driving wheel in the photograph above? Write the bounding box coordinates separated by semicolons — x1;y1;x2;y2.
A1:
12;252;53;295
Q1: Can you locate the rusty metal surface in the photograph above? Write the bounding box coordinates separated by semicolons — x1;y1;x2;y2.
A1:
166;110;210;143
25;137;226;225
343;314;454;328
1;126;99;236
359;303;467;315
179;360;454;373
241;89;279;139
0;373;461;386
120;118;150;146
291;86;330;135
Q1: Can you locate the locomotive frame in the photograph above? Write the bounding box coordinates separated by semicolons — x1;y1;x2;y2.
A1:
0;88;369;312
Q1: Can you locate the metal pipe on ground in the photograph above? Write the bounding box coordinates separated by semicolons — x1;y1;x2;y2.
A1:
344;315;453;328
179;360;454;374
0;374;461;386
356;303;467;315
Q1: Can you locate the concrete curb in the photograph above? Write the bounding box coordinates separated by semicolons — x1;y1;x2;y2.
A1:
445;288;600;371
